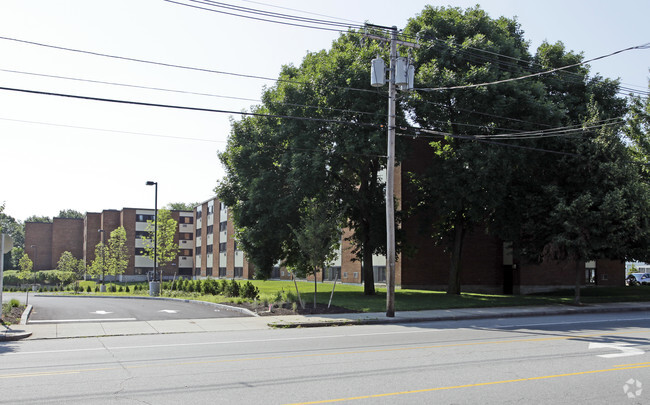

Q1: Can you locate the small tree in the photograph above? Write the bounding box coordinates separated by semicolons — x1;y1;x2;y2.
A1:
106;227;129;278
87;242;106;284
291;198;342;309
142;209;179;280
56;251;78;273
18;253;33;282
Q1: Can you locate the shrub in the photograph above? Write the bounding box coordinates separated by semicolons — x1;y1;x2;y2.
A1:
240;281;260;300
125;286;130;293
273;290;285;304
86;285;92;293
224;279;240;297
95;286;100;292
9;298;20;308
118;286;124;292
219;279;229;294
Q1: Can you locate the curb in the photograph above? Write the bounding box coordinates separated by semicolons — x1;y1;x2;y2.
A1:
266;303;650;329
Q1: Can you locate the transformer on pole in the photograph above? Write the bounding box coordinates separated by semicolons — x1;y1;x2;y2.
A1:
365;24;419;317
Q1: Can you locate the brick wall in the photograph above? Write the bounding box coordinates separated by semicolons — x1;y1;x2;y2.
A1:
51;218;84;266
24;222;53;270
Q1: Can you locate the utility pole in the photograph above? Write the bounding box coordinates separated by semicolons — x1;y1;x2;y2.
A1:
385;26;397;317
368;24;418;317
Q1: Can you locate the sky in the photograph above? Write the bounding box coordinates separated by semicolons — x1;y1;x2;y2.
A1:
0;0;648;222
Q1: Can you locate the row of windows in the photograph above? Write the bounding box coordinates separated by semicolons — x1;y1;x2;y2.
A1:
180;216;194;224
192;267;243;278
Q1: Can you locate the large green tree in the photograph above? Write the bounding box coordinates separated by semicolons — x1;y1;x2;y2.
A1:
218;31;401;295
404;5;630;294
515;106;650;303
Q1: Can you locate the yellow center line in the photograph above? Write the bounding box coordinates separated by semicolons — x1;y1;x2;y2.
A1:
0;370;80;379
284;364;650;405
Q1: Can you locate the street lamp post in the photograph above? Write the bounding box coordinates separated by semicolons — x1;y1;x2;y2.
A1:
98;229;106;292
26;245;37;306
146;181;159;296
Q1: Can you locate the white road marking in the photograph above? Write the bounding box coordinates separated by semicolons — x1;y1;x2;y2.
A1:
91;311;113;315
28;318;137;323
159;310;178;314
492;317;650;329
588;342;645;358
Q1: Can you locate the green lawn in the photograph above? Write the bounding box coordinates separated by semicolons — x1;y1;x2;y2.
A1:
23;279;650;313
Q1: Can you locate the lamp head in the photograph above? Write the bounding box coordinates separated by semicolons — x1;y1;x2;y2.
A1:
146;181;156;186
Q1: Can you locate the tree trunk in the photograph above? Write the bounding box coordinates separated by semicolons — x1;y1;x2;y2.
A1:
361;220;375;295
574;259;582;305
314;268;318;309
447;220;466;295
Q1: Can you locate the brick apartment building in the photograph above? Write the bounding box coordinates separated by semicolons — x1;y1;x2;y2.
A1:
25;208;194;281
191;194;624;293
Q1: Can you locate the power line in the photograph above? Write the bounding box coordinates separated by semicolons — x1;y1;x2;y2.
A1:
398;128;580;157
415;43;650;92
164;0;362;33
0;116;224;143
0;35;382;95
0;85;384;128
0;116;387;159
240;0;363;25
0;67;381;117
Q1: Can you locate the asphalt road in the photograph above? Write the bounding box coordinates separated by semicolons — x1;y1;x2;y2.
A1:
1;312;649;404
3;293;250;322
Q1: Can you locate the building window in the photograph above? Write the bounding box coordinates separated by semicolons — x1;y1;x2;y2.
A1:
206;225;213;235
181;249;192;257
219;267;226;277
134;267;147;275
234;267;243;278
586;268;597;285
343;272;348;278
136;214;154;222
208;204;214;214
206;245;213;254
353;272;358;279
196;228;202;237
135;248;146;256
373;266;386;283
219;242;227;253
219;221;227;232
180;233;193;240
195;267;201;276
181;216;194;224
220;202;226;211
195;246;201;255
135;230;148;239
206;267;213;277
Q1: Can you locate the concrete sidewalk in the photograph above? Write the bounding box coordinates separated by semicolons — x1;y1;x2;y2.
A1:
3;301;650;341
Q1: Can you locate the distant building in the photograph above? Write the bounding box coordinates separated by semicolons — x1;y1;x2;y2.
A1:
25;208;194;281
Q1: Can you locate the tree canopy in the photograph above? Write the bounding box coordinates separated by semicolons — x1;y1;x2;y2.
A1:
218;30;402;294
217;4;650;298
57;209;84;219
